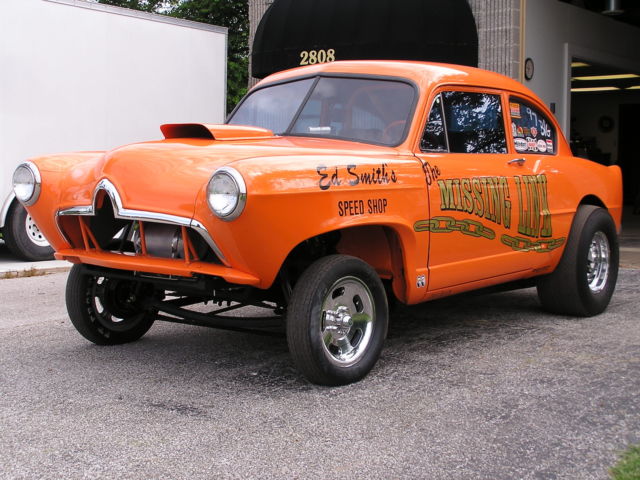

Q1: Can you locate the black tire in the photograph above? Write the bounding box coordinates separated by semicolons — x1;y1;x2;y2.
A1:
286;255;388;386
537;205;619;317
66;265;156;345
3;202;54;261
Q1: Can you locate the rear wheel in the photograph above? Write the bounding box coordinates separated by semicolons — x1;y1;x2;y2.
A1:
537;205;619;317
286;255;388;386
3;202;54;261
66;265;156;345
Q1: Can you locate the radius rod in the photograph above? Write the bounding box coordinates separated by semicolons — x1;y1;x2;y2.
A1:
151;299;284;336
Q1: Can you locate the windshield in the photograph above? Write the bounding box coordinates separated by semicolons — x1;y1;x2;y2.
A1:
228;76;416;146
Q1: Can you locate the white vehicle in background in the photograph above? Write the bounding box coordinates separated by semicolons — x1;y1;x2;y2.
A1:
0;0;226;260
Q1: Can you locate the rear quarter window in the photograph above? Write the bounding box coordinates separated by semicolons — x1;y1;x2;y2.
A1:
509;98;557;155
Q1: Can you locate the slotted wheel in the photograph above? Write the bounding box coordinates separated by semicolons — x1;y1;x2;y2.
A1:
320;277;375;366
287;255;388;386
586;231;610;293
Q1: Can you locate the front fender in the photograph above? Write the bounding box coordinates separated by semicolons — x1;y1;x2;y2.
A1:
23;152;105;250
194;154;428;290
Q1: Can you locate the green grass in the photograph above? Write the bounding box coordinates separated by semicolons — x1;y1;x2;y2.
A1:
611;445;640;480
0;267;46;280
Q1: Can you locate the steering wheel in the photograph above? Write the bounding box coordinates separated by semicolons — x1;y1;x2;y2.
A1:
382;120;407;142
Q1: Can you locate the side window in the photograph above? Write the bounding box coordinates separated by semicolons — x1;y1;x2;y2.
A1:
420;95;448;152
441;91;507;154
509;98;556;155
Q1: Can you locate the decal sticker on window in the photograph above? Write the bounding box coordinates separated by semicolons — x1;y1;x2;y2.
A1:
537;139;547;153
510;102;521;118
514;138;528;152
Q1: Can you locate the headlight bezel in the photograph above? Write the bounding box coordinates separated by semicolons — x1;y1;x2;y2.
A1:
12;161;42;206
206;166;247;221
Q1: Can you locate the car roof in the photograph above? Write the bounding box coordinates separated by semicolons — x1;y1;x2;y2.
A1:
258;60;537;99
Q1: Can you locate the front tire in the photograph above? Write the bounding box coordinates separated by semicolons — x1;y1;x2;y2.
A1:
537;205;619;317
286;255;388;386
3;202;54;261
66;265;156;345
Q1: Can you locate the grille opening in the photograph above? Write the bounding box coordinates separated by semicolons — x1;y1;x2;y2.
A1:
60;194;221;265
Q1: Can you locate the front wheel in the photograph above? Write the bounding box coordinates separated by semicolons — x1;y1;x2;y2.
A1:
65;265;156;345
537;205;619;317
286;255;388;386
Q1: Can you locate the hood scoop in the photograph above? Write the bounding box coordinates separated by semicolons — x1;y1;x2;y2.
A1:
160;123;274;141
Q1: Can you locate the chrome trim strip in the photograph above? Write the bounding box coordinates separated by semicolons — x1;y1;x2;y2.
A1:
58;205;94;216
56;179;229;266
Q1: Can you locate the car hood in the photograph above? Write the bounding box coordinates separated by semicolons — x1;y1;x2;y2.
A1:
78;134;400;220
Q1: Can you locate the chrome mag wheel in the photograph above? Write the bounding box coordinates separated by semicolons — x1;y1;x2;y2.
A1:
586;230;610;293
320;276;375;367
286;255;388;385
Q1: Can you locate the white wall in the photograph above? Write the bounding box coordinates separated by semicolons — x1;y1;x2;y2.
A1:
0;0;226;225
523;0;640;135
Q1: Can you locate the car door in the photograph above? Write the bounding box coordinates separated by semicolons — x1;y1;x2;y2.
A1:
415;88;551;291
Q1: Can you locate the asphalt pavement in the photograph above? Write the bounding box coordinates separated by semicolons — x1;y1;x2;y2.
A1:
1;267;639;479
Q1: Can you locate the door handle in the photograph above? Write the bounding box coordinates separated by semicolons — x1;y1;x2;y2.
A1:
508;158;526;165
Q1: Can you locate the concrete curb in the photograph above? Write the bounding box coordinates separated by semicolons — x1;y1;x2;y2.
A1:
0;261;72;279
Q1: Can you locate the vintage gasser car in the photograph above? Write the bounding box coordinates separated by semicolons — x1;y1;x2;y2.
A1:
13;61;622;385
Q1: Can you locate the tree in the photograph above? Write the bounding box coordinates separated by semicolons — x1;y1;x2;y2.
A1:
96;0;179;13
97;0;249;113
171;0;249;113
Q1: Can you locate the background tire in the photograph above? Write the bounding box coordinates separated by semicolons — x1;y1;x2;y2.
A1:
66;265;156;345
3;202;54;261
537;205;619;317
286;255;388;386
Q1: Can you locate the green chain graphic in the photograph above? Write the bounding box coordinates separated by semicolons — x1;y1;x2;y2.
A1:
500;234;566;253
414;216;496;240
414;216;566;253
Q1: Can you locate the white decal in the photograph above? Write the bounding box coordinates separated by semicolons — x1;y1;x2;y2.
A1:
539;119;551;138
537;139;547;153
514;137;528;152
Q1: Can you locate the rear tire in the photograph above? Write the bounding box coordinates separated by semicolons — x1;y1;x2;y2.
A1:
3;202;54;261
286;255;388;386
66;265;156;345
537;205;619;317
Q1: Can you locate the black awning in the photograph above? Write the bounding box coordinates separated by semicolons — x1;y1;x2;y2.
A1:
251;0;478;79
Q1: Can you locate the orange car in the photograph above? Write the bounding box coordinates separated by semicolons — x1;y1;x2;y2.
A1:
13;61;622;385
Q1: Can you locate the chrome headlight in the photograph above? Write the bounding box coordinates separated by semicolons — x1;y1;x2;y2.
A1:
13;162;41;206
206;167;246;221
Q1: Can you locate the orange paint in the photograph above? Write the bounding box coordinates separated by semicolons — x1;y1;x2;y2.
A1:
22;61;622;305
